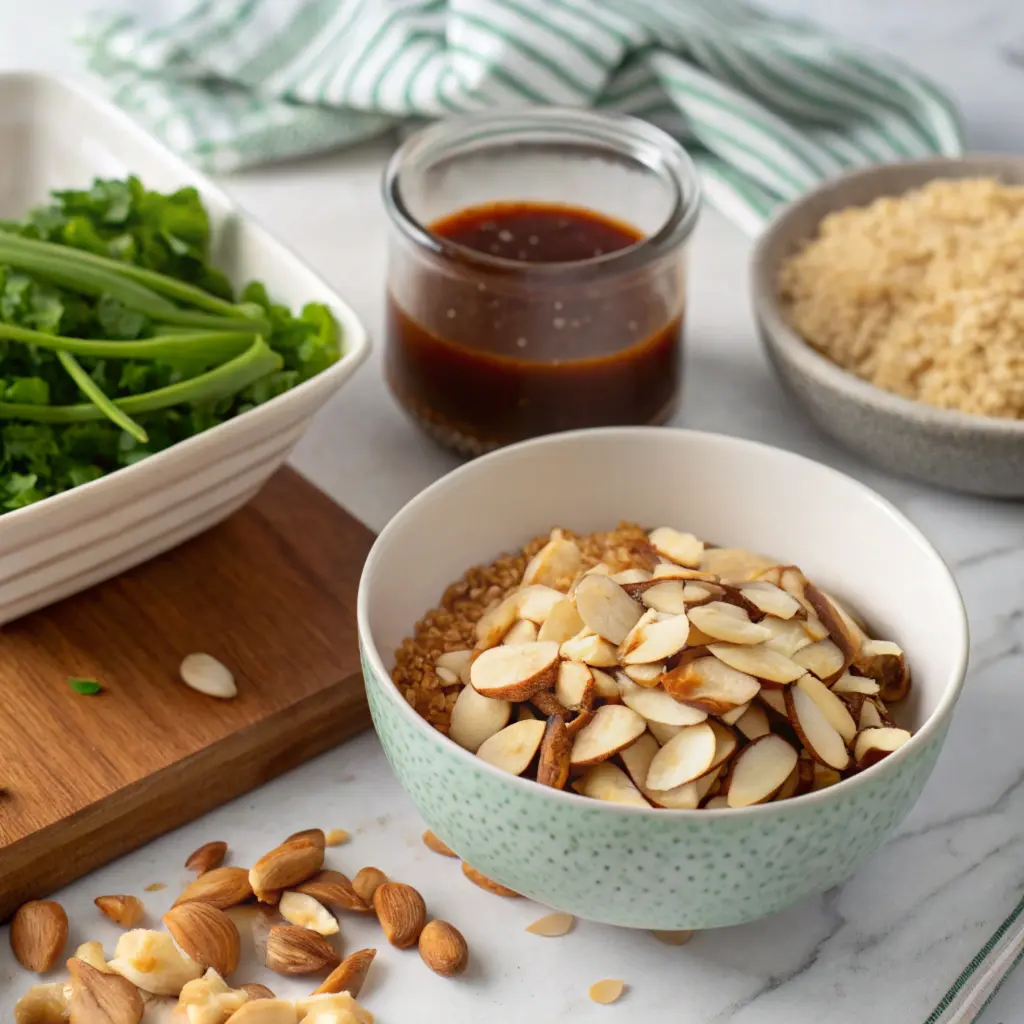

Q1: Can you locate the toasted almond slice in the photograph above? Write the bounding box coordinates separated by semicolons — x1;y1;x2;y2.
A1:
461;863;521;897
616;675;708;727
522;536;582;589
422;831;457;858
570;705;647;766
775;764;800;801
612;568;652;586
645;722;717;791
620;613;690;664
708;643;805;684
727;735;799;807
555;662;594;711
647;720;683;745
811;763;843;791
476;719;546;775
517;585;566;625
738;582;803;620
436;666;459;685
695;765;722;800
618;733;657;789
761;617;815;658
559;630;619;668
854;726;911;769
700;546;775;580
526;912;575;937
786;686;850;770
537;598;584;643
649;527;704;568
661;656;760;715
577;762;650;807
758;687;788;718
801;616;831;642
573;574;644;644
707;720;738;772
622;662;665;688
536;716;571;789
590;668;620;700
831;672;880;696
589;979;626;1005
704;795;730;809
686;603;771;645
858;698;885;731
502;619;538;645
449;684;511;752
436;650;473;686
796;674;856;744
639;581;688;615
792;639;845;683
804;582;861;671
719;700;751;726
475;592;522;650
853;639;910;702
517;703;538;723
734;701;771;740
651;563;718;582
470;641;560;700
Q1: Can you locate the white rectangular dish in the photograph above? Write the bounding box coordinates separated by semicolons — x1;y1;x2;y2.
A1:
0;73;371;626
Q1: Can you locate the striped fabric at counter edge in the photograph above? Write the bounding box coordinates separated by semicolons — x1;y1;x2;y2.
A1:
925;894;1024;1024
81;0;965;234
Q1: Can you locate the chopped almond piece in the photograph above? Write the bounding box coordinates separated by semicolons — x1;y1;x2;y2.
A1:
758;687;789;718
647;720;683;745
436;650;473;685
853;639;911;702
858;698;886;731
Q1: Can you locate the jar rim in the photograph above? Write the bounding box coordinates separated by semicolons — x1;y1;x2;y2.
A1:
382;108;702;276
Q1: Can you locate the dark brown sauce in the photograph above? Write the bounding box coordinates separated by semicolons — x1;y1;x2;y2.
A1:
385;201;683;452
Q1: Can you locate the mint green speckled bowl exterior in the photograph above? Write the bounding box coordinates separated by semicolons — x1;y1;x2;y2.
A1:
358;428;968;930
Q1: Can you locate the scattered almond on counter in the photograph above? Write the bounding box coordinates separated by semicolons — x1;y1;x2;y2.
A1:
324;829;350;847
294;870;370;914
351;867;388;906
418;920;469;977
422;830;457;858
313;948;377;997
163;902;241;978
186;840;228;874
10;900;68;973
264;925;341;975
278;892;339;936
651;930;694;946
249;835;324;902
175;866;254;909
95;894;145;929
589;978;626;1005
525;912;575;937
373;882;427;949
67;956;144;1024
179;652;237;699
461;862;521;898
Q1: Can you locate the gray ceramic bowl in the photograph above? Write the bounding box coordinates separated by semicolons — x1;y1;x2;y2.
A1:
752;156;1024;498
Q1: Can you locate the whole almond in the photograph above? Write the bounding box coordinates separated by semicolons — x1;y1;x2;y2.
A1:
240;983;276;1000
373;883;426;949
285;829;326;851
94;895;144;929
313;948;376;996
461;862;521;898
10;900;68;972
421;831;457;858
294;870;369;914
351;867;388;906
250;838;324;902
264;925;340;975
185;841;228;874
418;920;468;978
67;956;143;1024
174;866;254;909
163;902;240;977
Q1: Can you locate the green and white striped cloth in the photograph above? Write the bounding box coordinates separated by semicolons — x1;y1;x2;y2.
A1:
82;0;964;234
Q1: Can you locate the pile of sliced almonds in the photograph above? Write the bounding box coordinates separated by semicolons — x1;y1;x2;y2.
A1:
434;527;913;809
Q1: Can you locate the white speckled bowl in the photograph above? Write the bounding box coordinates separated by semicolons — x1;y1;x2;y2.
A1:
752;156;1024;498
357;427;969;930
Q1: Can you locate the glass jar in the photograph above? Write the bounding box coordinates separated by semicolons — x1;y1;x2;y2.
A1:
382;108;701;455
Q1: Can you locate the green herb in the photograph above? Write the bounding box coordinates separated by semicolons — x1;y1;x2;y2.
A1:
68;677;102;695
0;176;343;513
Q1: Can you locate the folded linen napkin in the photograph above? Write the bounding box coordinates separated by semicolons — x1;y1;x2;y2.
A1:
82;0;963;234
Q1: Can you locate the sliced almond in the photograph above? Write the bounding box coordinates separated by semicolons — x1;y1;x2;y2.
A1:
422;831;457;858
804;582;861;671
758;687;789;718
589;979;626;1005
651;563;717;582
696;765;723;800
373;882;427;950
522;536;582;589
517;585;566;624
707;643;805;684
831;672;880;696
801;616;831;642
461;863;521;897
95;895;144;929
775;764;800;801
474;593;522;650
612;568;652;586
436;666;459;684
647;720;683;745
559;630;620;667
537;598;584;643
620;733;700;809
249;838;323;903
727;735;799;807
786;686;850;770
640;581;688;615
707;720;739;772
590;667;620;700
502;619;538;645
470;641;560;700
616;674;707;726
738;582;802;620
651;930;694;946
67;957;143;1024
661;657;760;715
573;574;643;644
649;527;703;567
760;616;815;657
278;892;338;936
449;684;511;753
536;715;571;789
180;653;237;699
853;639;910;702
185;841;228;875
294;870;370;913
576;763;650;807
858;698;886;731
621;662;664;688
620;612;691;664
569;705;646;766
796;674;856;744
163;902;240;978
10;900;68;973
734;702;771;740
313;948;376;997
792;639;845;683
854;727;911;769
525;913;575;937
645;722;717;791
476;719;546;775
555;661;594;710
264;925;340;975
687;603;771;645
700;546;775;580
719;700;751;726
436;650;473;685
811;764;843;791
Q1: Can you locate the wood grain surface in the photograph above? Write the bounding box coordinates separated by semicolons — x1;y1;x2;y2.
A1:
0;467;374;920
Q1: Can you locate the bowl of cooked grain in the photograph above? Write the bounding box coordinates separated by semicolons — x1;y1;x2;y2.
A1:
752;157;1024;497
357;427;968;929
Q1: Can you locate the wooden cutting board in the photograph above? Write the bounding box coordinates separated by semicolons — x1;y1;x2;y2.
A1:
0;467;375;921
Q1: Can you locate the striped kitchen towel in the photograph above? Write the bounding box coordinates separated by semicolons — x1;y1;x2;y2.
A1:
81;0;964;234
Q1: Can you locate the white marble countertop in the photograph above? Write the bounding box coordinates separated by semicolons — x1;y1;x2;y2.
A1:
3;2;1024;1021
